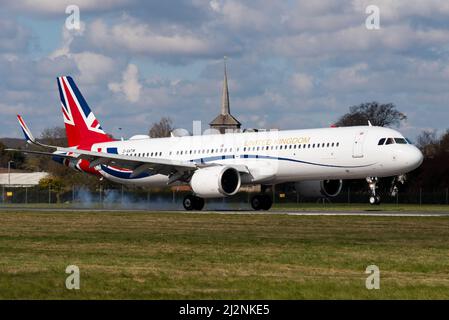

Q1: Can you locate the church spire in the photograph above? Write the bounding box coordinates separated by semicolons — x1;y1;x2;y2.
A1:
209;56;241;134
221;56;230;115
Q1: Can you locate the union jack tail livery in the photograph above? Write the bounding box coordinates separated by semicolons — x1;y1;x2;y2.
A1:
57;76;113;149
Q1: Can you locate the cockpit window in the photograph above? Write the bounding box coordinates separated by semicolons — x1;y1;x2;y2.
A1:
405;138;413;144
394;138;407;144
378;138;386;145
385;138;395;145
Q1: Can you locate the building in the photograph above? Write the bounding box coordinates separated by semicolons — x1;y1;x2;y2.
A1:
0;172;48;187
209;58;241;134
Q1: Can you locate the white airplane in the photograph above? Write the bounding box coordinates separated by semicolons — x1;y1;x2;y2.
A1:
11;76;423;210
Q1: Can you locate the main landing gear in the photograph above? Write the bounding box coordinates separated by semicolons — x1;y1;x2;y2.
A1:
183;195;205;211
250;194;273;211
366;177;381;205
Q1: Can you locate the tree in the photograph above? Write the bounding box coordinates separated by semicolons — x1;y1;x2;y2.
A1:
0;141;25;169
39;176;65;203
149;117;173;138
335;102;407;127
40;127;67;146
416;130;438;158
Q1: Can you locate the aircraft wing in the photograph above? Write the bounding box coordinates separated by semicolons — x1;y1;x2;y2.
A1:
5;149;74;158
57;147;198;178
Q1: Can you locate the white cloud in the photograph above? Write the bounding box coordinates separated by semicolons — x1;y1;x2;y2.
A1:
73;52;116;84
290;73;314;93
109;64;142;103
209;0;220;12
49;24;85;59
3;0;132;15
88;18;212;56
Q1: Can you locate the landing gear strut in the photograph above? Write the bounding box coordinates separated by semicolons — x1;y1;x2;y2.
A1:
183;195;205;211
390;174;406;197
366;177;381;205
250;194;272;211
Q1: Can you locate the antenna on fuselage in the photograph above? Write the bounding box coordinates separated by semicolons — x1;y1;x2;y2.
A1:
368;120;373;127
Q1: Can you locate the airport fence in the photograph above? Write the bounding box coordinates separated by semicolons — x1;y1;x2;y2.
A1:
1;185;449;207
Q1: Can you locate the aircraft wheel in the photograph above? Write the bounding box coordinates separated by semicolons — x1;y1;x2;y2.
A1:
251;195;272;211
261;195;272;210
375;195;381;205
369;195;381;205
193;197;205;210
183;195;204;211
183;195;195;210
251;195;264;210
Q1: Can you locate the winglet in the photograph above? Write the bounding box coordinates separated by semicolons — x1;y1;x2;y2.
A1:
16;115;56;149
17;115;35;144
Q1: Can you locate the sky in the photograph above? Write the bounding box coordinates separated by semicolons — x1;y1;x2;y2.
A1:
1;0;449;140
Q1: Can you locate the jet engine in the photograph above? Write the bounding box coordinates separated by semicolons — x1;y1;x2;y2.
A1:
190;166;241;198
295;180;343;197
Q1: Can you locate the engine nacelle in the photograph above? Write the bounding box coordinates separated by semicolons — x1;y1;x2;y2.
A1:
190;166;241;198
295;180;343;198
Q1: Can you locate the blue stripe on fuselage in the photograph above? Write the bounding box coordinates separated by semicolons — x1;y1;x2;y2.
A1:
190;154;374;168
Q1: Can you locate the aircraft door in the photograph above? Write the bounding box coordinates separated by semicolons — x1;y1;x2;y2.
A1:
352;130;367;158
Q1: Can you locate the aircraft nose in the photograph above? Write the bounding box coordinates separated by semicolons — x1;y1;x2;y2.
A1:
406;146;423;170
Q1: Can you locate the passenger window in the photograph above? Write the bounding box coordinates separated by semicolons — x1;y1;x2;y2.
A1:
336;142;339;147
385;138;395;145
378;138;386;145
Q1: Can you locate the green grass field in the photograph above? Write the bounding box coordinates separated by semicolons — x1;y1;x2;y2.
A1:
0;209;449;299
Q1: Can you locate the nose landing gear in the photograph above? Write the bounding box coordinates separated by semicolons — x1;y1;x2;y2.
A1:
366;177;381;205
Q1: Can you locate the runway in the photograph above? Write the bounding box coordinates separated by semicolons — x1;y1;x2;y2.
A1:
1;206;449;217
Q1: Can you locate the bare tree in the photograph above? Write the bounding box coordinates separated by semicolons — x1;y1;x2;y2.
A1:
40;126;67;146
149;117;173;138
416;130;438;158
335;102;407;127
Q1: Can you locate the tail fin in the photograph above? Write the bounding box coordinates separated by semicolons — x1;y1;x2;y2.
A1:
57;76;113;149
